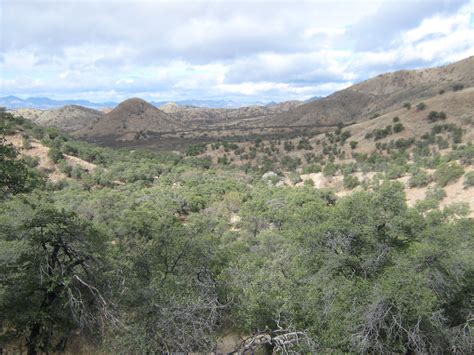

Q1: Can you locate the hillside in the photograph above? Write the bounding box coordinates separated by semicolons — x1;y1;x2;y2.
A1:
267;56;474;127
11;105;104;132
2;109;473;354
158;100;302;128
76;98;183;140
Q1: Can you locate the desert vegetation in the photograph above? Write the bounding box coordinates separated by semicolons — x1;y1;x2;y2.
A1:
1;101;473;354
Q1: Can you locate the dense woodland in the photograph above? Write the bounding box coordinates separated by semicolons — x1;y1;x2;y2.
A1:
1;110;473;354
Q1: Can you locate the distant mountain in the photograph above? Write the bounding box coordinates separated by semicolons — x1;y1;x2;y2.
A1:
0;96;117;110
152;99;266;109
2;96;273;110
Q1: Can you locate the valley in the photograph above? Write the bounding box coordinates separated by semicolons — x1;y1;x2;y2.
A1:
1;56;473;354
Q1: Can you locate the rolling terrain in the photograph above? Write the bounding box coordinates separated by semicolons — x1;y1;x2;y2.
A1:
9;56;472;151
1;56;473;355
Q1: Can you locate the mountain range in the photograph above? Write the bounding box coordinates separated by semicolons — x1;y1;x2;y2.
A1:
7;56;474;146
0;96;273;110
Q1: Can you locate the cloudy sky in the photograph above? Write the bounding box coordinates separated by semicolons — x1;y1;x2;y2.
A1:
1;0;474;104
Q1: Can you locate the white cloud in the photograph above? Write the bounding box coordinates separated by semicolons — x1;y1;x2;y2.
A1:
1;0;473;103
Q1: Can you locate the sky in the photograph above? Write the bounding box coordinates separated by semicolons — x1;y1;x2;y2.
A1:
1;0;474;104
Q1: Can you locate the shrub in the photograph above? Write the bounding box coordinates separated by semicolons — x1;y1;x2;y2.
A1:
452;83;464;91
303;179;314;187
323;163;338;177
280;156;301;170
283;141;295;152
416;102;427;111
393;123;405;133
340;130;351;143
186;143;207;156
297;138;312;150
464;172;474;188
427;111;447;122
439;89;445;95
385;164;406;180
22;136;31;150
289;172;302;184
302;164;322;174
343;174;359;189
433;162;464;186
350;141;358;149
409;170;431;187
217;155;230;165
403;102;411;109
392;116;400;123
47;148;64;163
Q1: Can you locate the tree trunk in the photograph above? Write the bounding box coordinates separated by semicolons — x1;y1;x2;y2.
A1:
26;322;40;355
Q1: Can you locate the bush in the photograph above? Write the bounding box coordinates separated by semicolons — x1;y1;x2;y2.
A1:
416;102;427;111
289;172;302;184
349;141;358;149
343;174;359;189
409;170;431;187
464;172;474;188
303;179;314;187
433;162;464;186
393;123;405;133
403;102;411;109
427;111;447;122
22;136;31;150
392;116;400;123
283;141;295;152
47;148;64;163
323;163;338;177
280;156;301;170
186;143;207;156
302;164;322;174
452;83;464;91
217;155;230;165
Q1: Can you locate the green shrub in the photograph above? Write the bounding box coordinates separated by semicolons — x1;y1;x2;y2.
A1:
303;179;314;187
403;102;411;109
186;143;207;156
47;148;64;163
22;136;31;149
433;162;464;186
289;172;302;184
281;156;301;170
452;83;464;91
323;163;338;177
283;141;295;152
409;170;431;187
217;155;230;165
393;123;405;133
343;174;359;189
464;171;474;188
349;141;358;149
427;111;447;122
416;102;426;111
302;164;322;174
